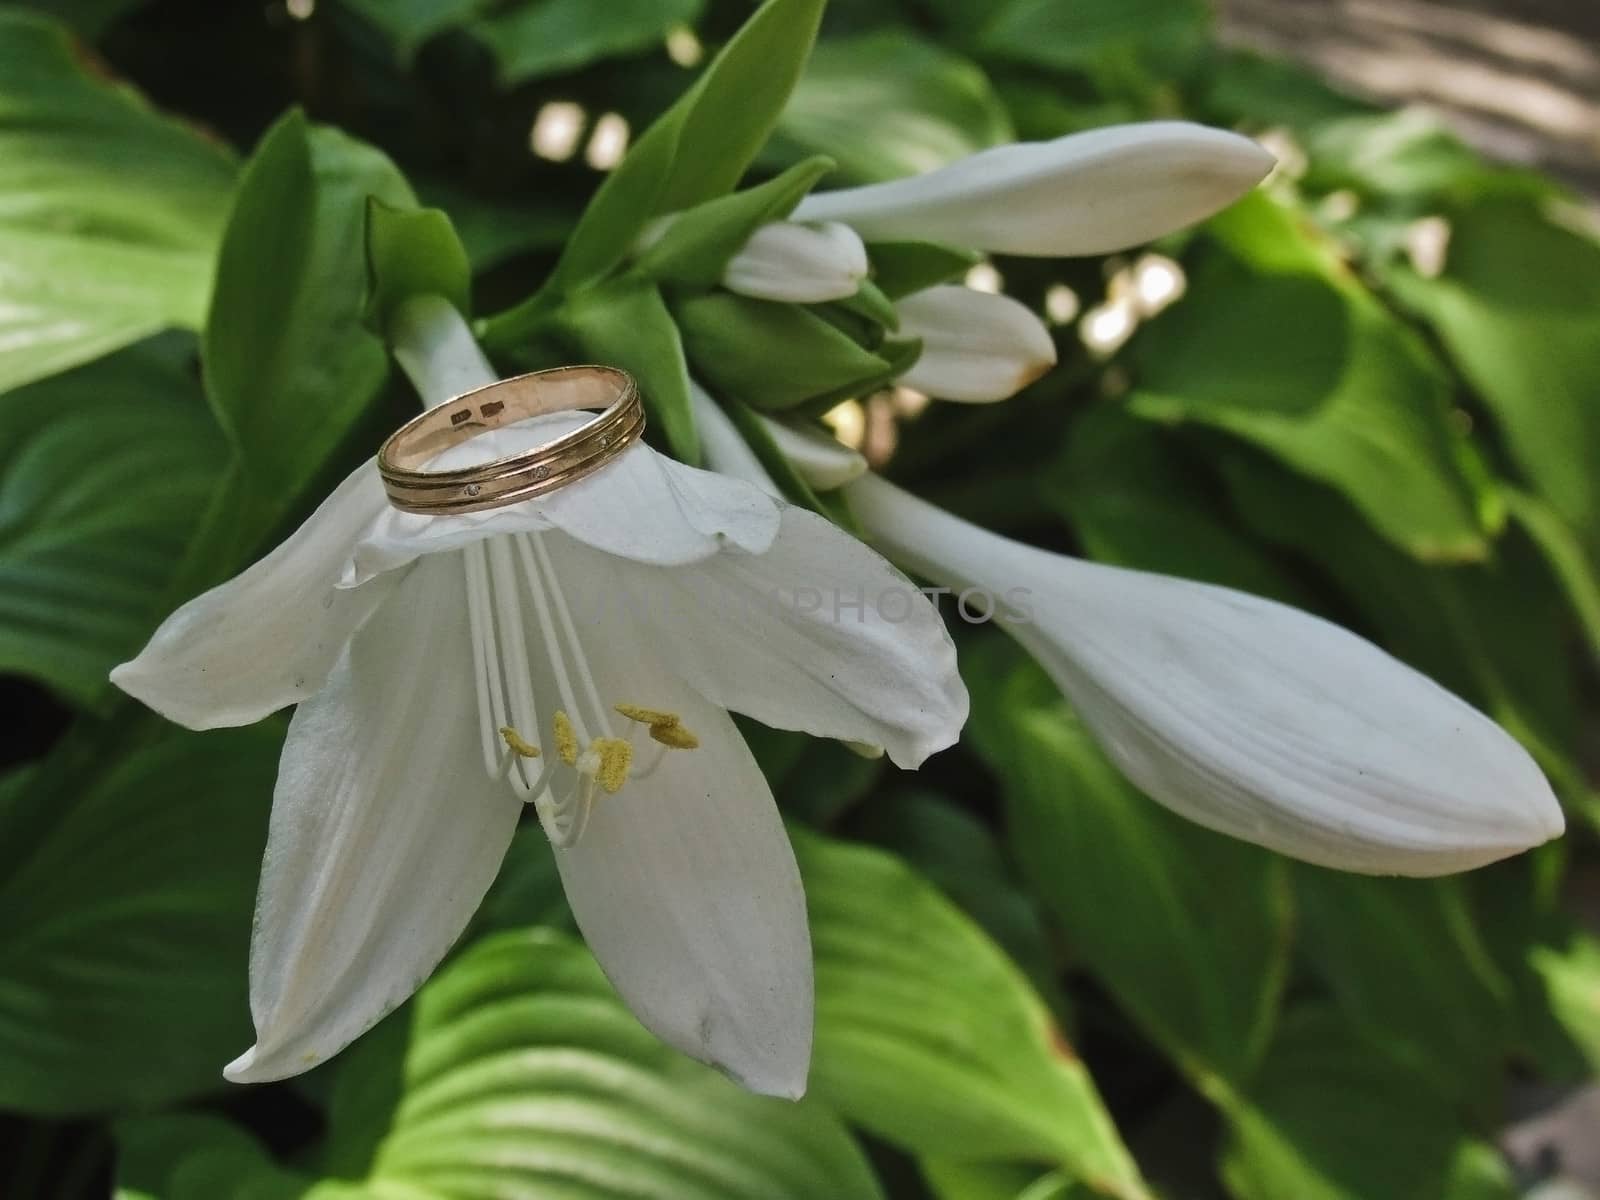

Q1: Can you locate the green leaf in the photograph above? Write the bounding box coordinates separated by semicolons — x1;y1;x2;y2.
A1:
561;282;699;462
0;340;223;709
675;293;901;412
337;0;492;63
653;0;826;213
775;33;1012;183
364;200;472;336
115;1114;310;1200
321;929;884;1199
1294;869;1514;1107
1219;1007;1517;1200
1128;191;1490;563
797;831;1149;1198
1045;403;1308;606
1504;489;1600;657
868;241;982;300
201;111;413;565
0;726;277;1114
922;1159;1067;1200
1384;198;1600;555
973;0;1210;73
847;791;1064;1008
1302;111;1549;202
965;638;1292;1088
0;9;236;393
635;155;834;288
515;0;824;302
472;0;703;87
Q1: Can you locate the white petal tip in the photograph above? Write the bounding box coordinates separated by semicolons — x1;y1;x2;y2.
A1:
720;1056;810;1101
222;1045;264;1084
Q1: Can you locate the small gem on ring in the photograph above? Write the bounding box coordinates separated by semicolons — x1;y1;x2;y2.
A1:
465;483;482;496
533;465;550;480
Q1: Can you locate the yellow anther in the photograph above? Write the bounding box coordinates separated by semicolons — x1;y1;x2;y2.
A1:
649;722;700;750
615;701;699;751
615;703;679;726
552;711;578;766
498;726;541;759
591;738;634;794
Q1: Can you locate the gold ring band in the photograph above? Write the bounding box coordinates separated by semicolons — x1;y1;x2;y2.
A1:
377;365;644;515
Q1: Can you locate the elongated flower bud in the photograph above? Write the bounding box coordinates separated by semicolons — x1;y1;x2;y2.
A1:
895;285;1056;403
794;122;1274;257
846;473;1564;876
723;220;868;302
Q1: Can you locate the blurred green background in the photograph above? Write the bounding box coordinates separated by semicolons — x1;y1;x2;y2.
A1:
1;1;1597;1197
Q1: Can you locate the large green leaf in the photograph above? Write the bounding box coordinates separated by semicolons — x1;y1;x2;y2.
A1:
1219;1007;1516;1200
1385;198;1600;557
0;9;236;394
197;111;413;574
966;639;1292;1090
472;0;704;86
0;340;222;709
797;831;1148;1197
0;726;277;1114
971;0;1210;74
323;929;884;1199
1294;869;1514;1107
1128;191;1489;563
776;33;1012;183
1046;403;1307;607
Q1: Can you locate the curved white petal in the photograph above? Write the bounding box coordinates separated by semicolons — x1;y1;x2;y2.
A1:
849;474;1563;876
760;417;868;490
594;507;967;769
795;122;1274;256
225;554;522;1082
723;221;869;303
111;462;392;730
895;285;1057;403
554;606;812;1098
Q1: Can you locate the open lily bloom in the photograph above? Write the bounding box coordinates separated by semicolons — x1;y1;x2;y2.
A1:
844;474;1563;877
113;299;967;1098
793;121;1276;257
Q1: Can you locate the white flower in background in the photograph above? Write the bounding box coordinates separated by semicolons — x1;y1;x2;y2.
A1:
794;121;1274;256
113;297;967;1098
840;474;1562;877
894;284;1057;403
722;219;868;302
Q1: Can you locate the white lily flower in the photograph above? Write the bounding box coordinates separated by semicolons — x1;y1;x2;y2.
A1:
794;122;1274;257
845;474;1564;877
723;220;868;303
112;297;967;1098
894;285;1057;403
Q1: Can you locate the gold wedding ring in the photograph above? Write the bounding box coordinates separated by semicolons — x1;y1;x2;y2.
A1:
377;365;644;515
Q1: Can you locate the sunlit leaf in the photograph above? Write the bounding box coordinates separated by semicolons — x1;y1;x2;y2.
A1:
0;9;236;394
798;831;1149;1196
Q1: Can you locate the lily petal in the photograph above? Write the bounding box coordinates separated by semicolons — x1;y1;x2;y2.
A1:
723;220;869;303
602;508;968;768
795;122;1274;256
225;555;522;1082
895;285;1057;403
849;474;1564;876
553;604;812;1098
110;462;392;730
